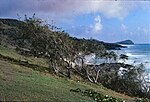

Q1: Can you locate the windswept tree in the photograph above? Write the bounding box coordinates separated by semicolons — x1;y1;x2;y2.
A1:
119;54;128;63
86;65;101;83
17;15;76;78
99;51;117;63
16;15;110;81
109;51;118;63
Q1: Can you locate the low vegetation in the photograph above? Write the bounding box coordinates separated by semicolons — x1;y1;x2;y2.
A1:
0;15;150;100
0;58;133;101
0;60;94;101
70;88;124;102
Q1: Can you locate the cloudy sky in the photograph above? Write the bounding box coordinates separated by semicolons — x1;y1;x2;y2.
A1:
0;0;150;43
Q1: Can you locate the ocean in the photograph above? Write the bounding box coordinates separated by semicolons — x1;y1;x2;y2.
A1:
117;44;150;72
84;44;150;72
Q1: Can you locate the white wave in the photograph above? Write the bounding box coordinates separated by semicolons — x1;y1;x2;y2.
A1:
126;52;145;58
120;44;135;48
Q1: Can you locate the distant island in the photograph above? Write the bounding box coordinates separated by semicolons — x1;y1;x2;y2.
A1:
116;40;134;45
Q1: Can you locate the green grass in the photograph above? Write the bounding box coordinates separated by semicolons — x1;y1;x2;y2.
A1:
0;45;48;68
0;60;95;101
0;45;133;101
0;60;133;101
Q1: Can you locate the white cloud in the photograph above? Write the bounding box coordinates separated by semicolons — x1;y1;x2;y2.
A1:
143;28;148;34
47;0;137;19
130;31;133;35
68;15;103;35
121;24;127;33
137;26;141;31
94;16;103;32
121;24;127;30
92;15;103;33
137;26;149;34
1;0;150;20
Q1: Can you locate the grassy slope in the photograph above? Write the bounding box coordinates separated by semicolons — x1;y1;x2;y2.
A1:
0;60;96;101
0;46;48;68
0;46;133;101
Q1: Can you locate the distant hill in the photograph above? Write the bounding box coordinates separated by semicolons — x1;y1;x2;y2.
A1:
116;40;134;45
0;19;23;26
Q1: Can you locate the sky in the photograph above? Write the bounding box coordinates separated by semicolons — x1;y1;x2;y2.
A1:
0;0;150;44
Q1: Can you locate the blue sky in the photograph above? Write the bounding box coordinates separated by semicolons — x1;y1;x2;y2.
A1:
0;0;150;43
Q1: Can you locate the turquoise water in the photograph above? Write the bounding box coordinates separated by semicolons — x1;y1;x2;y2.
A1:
118;44;150;71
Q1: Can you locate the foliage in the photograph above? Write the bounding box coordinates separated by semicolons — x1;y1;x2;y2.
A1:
71;38;106;55
70;88;150;102
89;63;149;98
0;16;149;99
17;15;146;98
14;15;107;78
70;88;124;102
0;57;134;101
133;98;150;102
119;54;128;63
0;45;48;68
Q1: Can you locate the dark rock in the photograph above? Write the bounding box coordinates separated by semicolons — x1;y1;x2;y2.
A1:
116;40;134;45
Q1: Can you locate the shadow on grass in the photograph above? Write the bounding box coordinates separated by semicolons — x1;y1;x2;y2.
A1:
0;54;52;73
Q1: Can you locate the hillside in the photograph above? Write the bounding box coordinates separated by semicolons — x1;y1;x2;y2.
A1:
0;18;124;50
0;45;133;101
0;17;149;101
0;60;94;102
116;40;134;45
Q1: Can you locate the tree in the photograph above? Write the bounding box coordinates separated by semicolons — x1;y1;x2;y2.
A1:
86;65;101;83
109;51;117;63
16;15;107;80
119;54;128;63
99;51;117;63
0;34;9;47
17;15;75;78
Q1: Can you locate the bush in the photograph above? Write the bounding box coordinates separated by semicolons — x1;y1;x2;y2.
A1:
70;88;124;102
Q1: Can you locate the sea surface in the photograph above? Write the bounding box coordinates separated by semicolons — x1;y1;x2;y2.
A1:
117;44;150;72
85;44;150;72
